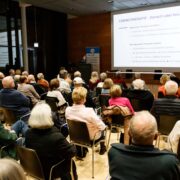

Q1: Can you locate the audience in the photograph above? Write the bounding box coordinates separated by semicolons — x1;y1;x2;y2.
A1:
58;69;71;94
46;78;66;107
89;71;100;91
151;80;180;120
108;111;180;180
126;79;154;111
68;77;96;108
168;120;180;153
18;75;40;106
0;76;30;121
101;78;114;94
25;103;76;180
0;158;26;180
37;73;49;91
27;74;46;97
158;74;170;98
113;71;127;89
65;87;106;155
97;72;107;88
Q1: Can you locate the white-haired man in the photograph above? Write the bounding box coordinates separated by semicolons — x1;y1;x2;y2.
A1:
126;79;154;111
108;111;180;180
151;80;180;118
0;76;30;120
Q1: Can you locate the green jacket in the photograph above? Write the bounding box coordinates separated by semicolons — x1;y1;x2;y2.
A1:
0;122;17;158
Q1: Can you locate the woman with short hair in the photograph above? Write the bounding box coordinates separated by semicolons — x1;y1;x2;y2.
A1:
25;103;76;180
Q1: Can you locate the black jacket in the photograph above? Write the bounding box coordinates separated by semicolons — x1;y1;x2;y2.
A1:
25;126;76;179
108;143;180;180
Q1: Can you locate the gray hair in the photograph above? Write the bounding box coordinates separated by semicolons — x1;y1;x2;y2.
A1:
165;80;178;95
100;72;107;81
74;71;81;78
0;158;26;180
2;76;15;88
28;102;54;129
129;111;157;145
132;79;145;90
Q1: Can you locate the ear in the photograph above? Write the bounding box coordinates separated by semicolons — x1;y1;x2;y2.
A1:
154;132;158;140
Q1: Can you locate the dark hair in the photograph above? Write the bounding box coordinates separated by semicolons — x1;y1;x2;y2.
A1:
19;75;27;83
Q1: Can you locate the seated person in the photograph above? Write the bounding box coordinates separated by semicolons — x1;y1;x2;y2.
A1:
0;76;30;121
167;120;180;153
65;87;106;155
89;71;100;91
0;121;17;159
27;74;46;97
67;77;96;109
57;69;71;94
37;73;49;92
97;72;107;88
25;103;76;180
126;79;154;111
46;78;66;107
18;75;40;106
108;111;180;180
0;158;26;180
151;80;180;120
158;74;170;98
113;71;127;89
109;85;134;115
101;78;114;94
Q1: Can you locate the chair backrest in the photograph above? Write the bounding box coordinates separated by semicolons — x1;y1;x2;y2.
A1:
67;119;92;146
0;107;16;125
99;94;110;108
158;115;180;135
130;98;142;112
16;146;45;180
45;96;59;112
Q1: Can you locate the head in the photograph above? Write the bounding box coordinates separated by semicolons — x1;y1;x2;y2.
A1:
2;76;15;89
0;72;5;79
59;69;68;79
49;78;59;90
37;73;44;80
14;75;21;82
22;71;29;77
72;87;87;105
28;103;54;129
129;111;158;145
74;71;81;78
91;71;99;79
19;75;28;84
0;158;26;180
160;74;170;85
27;74;36;83
9;69;15;76
110;85;122;98
15;69;21;75
103;78;114;89
73;77;84;88
100;72;107;82
164;80;178;95
132;79;145;90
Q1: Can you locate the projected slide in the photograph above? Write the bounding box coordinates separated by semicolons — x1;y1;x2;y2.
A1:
112;5;180;70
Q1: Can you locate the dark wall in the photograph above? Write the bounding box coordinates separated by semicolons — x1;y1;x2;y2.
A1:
26;7;67;80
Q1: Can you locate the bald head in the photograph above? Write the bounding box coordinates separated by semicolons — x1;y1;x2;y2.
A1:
129;111;157;145
2;76;15;89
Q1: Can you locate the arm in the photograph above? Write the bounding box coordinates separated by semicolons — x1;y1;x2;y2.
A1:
29;85;40;99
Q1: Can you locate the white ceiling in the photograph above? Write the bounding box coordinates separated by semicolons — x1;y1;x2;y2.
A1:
20;0;180;16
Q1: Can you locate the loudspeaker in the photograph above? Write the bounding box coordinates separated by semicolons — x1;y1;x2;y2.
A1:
126;69;133;79
154;70;162;80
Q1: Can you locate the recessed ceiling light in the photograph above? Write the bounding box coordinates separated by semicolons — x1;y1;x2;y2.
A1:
107;0;114;3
